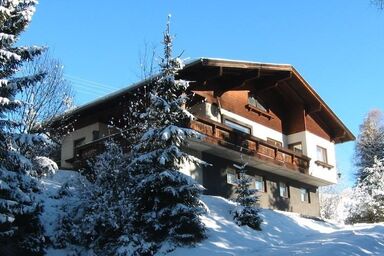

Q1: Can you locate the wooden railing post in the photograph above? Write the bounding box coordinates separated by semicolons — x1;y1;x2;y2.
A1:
183;117;310;174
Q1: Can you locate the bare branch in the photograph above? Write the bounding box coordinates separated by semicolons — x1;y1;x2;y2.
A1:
137;40;158;80
371;0;384;10
9;50;75;139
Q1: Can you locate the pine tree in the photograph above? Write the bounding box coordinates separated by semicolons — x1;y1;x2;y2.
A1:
58;140;133;254
127;17;206;254
232;161;262;230
346;157;384;224
354;110;384;183
0;0;45;255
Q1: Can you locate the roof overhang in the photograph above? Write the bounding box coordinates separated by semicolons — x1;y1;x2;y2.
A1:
50;57;354;143
180;58;355;143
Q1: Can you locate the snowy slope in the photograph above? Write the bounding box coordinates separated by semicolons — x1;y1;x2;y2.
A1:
171;196;384;256
39;171;384;255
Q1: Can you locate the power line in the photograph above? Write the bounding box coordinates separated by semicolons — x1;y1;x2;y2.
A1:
64;74;118;91
69;80;113;94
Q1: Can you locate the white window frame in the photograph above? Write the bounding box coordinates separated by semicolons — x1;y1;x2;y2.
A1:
248;95;268;112
316;146;328;163
300;188;310;203
279;182;289;198
223;118;251;134
226;168;238;185
255;175;265;192
289;142;303;154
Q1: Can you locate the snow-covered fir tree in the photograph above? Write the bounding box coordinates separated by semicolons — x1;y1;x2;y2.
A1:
232;160;262;230
57;140;133;254
126;17;206;254
346;157;384;224
354;109;384;183
0;0;46;255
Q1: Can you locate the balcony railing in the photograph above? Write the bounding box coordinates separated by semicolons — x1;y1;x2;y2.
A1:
189;116;310;174
69;116;310;174
71;132;129;169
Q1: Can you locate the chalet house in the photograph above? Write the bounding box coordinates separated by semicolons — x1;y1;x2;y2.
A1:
52;58;354;217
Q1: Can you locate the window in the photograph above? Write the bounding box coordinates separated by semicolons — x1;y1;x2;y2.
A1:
243;173;254;185
267;138;282;147
248;94;267;112
289;142;303;154
223;119;251;134
255;175;265;192
227;168;255;186
92;130;100;141
73;137;85;148
300;188;310;203
279;182;289;198
226;169;238;185
316;146;328;163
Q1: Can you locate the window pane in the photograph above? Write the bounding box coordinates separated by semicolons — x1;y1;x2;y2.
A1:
279;182;288;198
224;119;251;134
316;146;327;163
300;188;307;202
248;95;267;112
226;169;237;185
92;130;100;140
289;142;303;154
74;138;85;148
243;174;254;185
255;175;264;191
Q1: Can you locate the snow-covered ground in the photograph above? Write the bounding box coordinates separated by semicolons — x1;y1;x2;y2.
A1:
172;196;384;256
38;170;384;255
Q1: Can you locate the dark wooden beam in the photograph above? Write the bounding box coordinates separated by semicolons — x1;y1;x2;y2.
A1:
286;79;319;107
331;130;347;143
305;104;322;114
241;71;292;92
190;69;292;98
178;66;222;82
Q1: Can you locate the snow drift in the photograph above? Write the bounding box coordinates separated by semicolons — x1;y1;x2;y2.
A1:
39;171;384;255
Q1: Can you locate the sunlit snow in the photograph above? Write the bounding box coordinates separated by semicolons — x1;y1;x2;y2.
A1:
40;170;384;255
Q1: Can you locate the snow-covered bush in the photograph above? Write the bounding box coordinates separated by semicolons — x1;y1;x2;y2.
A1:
319;186;353;223
56;140;133;254
32;156;58;177
320;193;339;220
346;157;384;224
319;184;342;220
232;162;262;230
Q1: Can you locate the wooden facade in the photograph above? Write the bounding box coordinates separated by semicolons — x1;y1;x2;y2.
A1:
52;58;355;217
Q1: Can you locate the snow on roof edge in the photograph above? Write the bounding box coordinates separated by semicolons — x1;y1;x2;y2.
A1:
195;57;292;67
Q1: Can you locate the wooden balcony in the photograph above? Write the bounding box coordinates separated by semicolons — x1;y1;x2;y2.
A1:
188;116;311;175
69;116;311;181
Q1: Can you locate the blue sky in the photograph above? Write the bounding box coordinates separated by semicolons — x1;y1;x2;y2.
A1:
19;0;384;186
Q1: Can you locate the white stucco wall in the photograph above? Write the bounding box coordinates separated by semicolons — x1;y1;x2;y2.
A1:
287;131;338;184
180;148;203;185
305;131;338;184
61;122;113;169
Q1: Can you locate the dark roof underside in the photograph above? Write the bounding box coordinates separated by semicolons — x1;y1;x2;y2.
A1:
52;58;354;143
